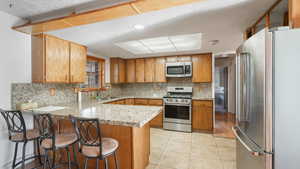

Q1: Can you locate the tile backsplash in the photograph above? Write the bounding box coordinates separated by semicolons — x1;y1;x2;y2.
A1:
11;83;78;109
11;83;123;109
11;79;212;109
119;79;212;98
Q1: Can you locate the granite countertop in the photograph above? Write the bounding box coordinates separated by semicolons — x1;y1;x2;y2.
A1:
27;101;162;128
98;96;214;103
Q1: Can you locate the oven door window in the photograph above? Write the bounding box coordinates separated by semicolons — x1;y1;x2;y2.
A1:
167;66;185;75
165;105;190;120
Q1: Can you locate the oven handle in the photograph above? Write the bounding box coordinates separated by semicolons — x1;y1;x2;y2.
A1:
164;103;191;106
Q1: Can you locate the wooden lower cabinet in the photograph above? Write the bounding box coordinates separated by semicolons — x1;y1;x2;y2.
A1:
55;119;150;169
125;98;135;105
192;100;213;132
134;99;148;105
149;112;163;128
106;98;214;131
148;99;163;128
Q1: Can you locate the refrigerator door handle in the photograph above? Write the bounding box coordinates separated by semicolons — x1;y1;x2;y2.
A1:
232;126;272;156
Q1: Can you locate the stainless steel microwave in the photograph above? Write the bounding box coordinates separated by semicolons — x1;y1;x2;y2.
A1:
165;62;192;77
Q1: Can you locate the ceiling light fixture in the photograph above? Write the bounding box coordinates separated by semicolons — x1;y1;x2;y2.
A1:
209;40;219;46
134;24;145;30
115;33;202;55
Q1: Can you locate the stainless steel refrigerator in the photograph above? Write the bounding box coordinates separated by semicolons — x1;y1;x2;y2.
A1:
234;27;300;169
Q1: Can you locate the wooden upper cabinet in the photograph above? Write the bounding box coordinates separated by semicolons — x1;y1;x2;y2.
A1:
154;57;166;83
145;58;155;83
118;59;126;83
136;59;145;83
110;58;119;84
192;54;212;83
166;56;178;63
126;59;136;83
178;56;192;62
70;42;87;83
45;35;70;83
32;34;86;83
192;100;213;131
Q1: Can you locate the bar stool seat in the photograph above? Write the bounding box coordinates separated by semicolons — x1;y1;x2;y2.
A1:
1;110;43;169
34;114;79;169
41;133;78;149
11;129;40;142
82;138;119;157
71;116;120;169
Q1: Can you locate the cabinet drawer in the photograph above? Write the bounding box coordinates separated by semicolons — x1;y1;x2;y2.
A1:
134;99;148;105
193;100;213;108
148;99;163;106
125;99;135;105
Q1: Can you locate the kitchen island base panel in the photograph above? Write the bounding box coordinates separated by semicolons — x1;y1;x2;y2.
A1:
55;119;150;169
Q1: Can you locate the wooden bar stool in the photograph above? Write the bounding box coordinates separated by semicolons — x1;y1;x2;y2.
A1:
34;114;79;169
71;116;120;169
0;110;42;169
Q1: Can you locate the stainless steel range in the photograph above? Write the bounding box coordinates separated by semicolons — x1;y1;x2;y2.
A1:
163;87;192;132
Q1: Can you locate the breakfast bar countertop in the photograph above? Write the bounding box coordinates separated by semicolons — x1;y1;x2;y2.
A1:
26;101;163;128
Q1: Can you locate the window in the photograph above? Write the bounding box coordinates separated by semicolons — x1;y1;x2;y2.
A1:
84;56;105;89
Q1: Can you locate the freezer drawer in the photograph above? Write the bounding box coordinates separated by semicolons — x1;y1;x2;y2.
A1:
237;139;266;169
233;126;272;169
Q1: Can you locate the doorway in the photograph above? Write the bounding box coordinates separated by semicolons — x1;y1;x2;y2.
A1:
214;57;236;139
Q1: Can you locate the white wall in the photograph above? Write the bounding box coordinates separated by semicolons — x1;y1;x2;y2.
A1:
0;11;32;169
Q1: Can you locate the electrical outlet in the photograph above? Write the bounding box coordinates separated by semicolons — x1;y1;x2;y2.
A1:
49;88;56;96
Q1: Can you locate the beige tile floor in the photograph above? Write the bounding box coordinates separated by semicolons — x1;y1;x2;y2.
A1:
147;128;236;169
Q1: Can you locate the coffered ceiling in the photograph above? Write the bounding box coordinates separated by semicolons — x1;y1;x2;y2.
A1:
48;0;278;58
0;0;279;58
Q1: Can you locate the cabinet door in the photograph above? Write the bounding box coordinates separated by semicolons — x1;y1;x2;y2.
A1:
148;99;163;106
136;59;145;83
145;58;155;82
150;112;163;128
70;43;86;83
192;54;212;83
154;57;166;82
110;58;119;84
126;59;136;83
178;56;192;62
148;99;163;128
125;99;135;105
119;59;126;83
192;100;213;131
45;35;70;82
166;56;177;63
134;99;148;105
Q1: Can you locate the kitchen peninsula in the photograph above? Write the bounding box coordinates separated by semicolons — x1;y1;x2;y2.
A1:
28;100;163;169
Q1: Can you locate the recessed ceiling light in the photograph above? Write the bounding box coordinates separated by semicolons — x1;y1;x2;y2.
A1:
134;24;145;30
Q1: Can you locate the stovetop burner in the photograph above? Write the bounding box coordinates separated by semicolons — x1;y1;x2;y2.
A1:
163;87;193;99
163;94;192;99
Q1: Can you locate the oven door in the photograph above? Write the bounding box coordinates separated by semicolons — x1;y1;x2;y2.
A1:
164;104;191;124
